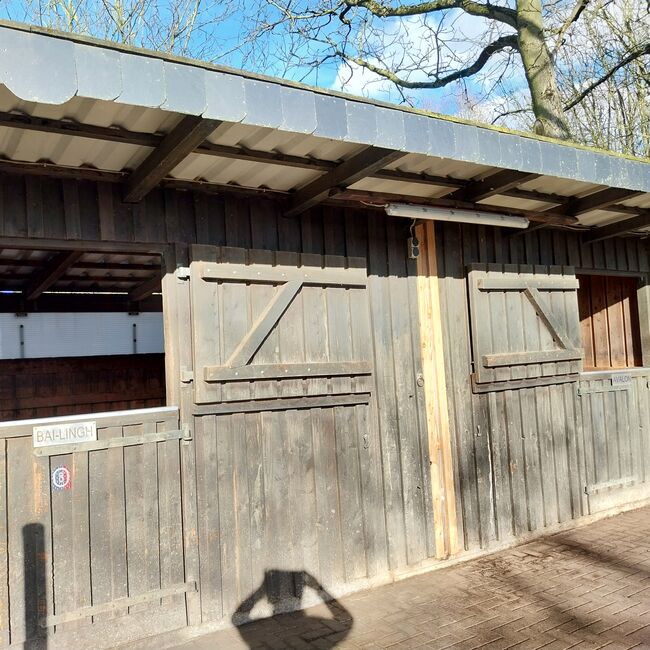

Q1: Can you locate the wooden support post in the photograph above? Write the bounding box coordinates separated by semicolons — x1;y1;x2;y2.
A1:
415;222;459;558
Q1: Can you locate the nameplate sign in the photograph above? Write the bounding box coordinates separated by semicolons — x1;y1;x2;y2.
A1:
611;374;632;387
33;421;97;448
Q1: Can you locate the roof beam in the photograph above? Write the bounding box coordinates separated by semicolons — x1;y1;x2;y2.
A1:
23;250;83;300
285;147;407;217
449;170;540;202
129;274;162;302
584;212;650;243
551;187;643;217
0;111;336;172
124;115;221;203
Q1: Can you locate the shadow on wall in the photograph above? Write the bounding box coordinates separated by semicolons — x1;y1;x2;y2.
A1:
232;570;353;649
24;523;47;650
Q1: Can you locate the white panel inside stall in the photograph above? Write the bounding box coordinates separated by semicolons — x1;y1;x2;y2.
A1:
0;313;164;359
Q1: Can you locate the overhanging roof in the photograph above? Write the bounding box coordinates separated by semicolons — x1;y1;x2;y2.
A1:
0;20;649;239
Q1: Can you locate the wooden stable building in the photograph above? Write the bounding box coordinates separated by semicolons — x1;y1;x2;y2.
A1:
0;21;649;649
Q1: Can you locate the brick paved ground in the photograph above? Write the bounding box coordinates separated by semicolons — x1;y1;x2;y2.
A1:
171;507;650;649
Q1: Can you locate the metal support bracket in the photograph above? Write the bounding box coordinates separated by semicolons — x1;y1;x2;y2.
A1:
182;424;193;443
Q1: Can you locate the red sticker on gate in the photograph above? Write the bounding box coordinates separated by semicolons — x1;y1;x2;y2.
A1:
51;466;71;490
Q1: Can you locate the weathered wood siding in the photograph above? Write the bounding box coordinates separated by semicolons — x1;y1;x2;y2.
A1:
0;354;165;421
437;222;650;551
0;407;187;650
0;173;437;626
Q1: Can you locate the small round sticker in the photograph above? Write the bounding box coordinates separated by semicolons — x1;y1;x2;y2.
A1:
51;466;71;491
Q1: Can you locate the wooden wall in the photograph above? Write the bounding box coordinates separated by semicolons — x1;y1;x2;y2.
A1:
0;354;166;421
436;222;650;552
0;172;437;622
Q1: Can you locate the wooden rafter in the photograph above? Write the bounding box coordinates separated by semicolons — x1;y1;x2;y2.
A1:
552;187;643;217
23;250;83;300
124;115;221;203
128;274;162;302
449;170;540;202
285;147;408;217
0;111;337;172
584;211;650;243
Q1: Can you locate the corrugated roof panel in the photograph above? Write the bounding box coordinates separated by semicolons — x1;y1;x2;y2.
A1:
578;209;632;227
620;194;650;209
521;176;605;197
386;154;494;181
171;152;319;191
350;176;454;199
479;194;556;212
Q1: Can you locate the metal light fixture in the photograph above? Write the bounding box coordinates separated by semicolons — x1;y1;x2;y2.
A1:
385;203;530;229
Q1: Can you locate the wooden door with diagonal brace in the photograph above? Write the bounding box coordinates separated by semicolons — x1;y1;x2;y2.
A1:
186;244;383;622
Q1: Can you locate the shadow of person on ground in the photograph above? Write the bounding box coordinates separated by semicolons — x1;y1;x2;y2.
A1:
232;570;352;649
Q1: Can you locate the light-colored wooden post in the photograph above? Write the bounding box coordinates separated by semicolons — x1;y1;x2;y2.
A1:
415;222;459;558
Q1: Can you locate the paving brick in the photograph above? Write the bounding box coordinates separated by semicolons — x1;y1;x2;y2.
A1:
161;506;650;650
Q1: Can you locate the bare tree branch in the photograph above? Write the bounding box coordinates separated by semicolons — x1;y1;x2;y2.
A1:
564;41;650;110
346;0;518;27
334;34;518;89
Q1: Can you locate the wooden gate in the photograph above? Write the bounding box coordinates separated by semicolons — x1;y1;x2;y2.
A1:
185;245;380;622
0;407;191;649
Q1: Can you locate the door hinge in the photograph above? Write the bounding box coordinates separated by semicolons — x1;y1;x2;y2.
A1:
181;369;194;383
182;425;193;443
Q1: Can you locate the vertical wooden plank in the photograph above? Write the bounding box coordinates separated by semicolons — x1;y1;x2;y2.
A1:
0;439;8;647
221;248;251;403
231;412;253;604
245;412;266;589
355;403;389;577
1;175;27;237
8;438;52;645
310;408;345;588
124;422;159;613
62;179;82;240
590;275;610;368
415;222;459;558
215;415;238;616
50;448;90;635
89;426;128;622
577;275;595;369
366;214;407;567
277;251;305;398
606;276;627;368
158;434;186;610
386;217;427;565
334;405;367;580
622;277;643;367
25;176;45;238
97;183;116;241
194;416;223;622
439;223;474;550
505;264;527;381
487;391;513;541
550;384;572;523
503;391;528;536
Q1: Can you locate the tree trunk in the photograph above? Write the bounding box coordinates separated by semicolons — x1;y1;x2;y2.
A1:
516;0;572;140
